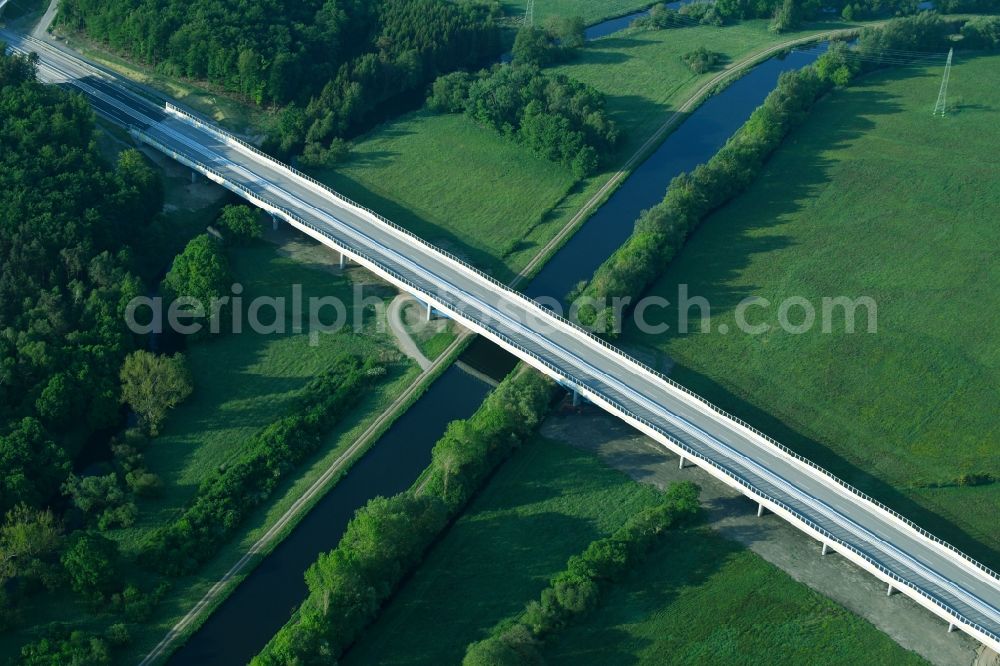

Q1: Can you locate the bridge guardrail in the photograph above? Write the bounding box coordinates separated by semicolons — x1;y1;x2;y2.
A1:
131;124;1000;646
158;107;1000;586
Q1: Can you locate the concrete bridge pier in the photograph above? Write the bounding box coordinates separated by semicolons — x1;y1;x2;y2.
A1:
822;542;831;556
339;252;346;269
191;170;197;184
571;389;580;407
678;455;686;470
272;214;279;231
887;583;896;597
756;502;766;517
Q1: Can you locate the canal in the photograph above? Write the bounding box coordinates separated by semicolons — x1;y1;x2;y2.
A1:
170;21;828;666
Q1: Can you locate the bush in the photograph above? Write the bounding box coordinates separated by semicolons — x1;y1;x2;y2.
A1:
142;355;380;575
254;369;556;665
218;205;263;245
20;629;112;666
512;17;584;67
961;16;1000;49
427;71;474;113
61;531;120;601
464;625;543;665
62;473;136;530
682;46;722;73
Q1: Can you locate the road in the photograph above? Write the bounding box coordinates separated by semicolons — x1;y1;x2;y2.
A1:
4;28;1000;656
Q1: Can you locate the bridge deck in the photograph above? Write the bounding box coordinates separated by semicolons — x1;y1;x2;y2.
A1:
6;29;999;652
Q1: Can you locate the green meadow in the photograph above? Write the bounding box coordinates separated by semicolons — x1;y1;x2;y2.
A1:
624;53;1000;566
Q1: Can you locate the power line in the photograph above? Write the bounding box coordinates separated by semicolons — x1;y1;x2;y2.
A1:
933;47;953;116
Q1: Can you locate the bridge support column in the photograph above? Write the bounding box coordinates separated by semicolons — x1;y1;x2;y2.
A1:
272;215;279;231
339;253;346;269
571;389;579;407
821;543;830;556
886;583;895;597
191;170;197;184
948;622;956;633
756;502;765;517
426;302;432;322
678;456;686;470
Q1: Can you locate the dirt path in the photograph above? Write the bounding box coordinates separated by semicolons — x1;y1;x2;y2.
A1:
30;0;56;38
388;294;433;371
542;409;983;666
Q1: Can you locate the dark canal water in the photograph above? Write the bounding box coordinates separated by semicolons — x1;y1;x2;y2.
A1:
171;24;828;666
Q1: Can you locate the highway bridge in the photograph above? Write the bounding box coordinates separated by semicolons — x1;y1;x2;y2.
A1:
5;29;1000;655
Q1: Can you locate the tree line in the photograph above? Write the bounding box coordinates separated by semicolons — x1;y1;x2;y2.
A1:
572;15;970;331
463;482;701;665
56;0;504;163
253;368;556;665
429;63;620;177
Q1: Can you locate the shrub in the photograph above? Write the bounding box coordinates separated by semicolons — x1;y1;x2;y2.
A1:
61;531;120;601
682;46;722;73
218;205;263;244
961;16;1000;49
20;629;112;666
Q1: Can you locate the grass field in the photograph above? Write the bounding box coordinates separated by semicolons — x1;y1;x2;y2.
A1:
314;111;578;281
341;437;663;665
317;20;851;280
542;528;927;665
624;54;1000;565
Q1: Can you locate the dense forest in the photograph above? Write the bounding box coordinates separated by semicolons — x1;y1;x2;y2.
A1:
0;49;161;513
55;0;504;162
0;48;172;661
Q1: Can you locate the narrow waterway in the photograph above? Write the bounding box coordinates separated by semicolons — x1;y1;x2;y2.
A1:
172;27;828;666
527;43;827;302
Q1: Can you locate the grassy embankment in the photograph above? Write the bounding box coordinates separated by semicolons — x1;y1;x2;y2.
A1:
314;19;856;282
342;437;926;665
624;54;1000;565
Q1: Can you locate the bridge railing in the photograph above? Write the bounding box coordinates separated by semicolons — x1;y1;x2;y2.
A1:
131;124;1000;645
156;108;1000;587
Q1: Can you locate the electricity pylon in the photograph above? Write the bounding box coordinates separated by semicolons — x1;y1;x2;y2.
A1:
525;0;535;26
933;48;953;117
